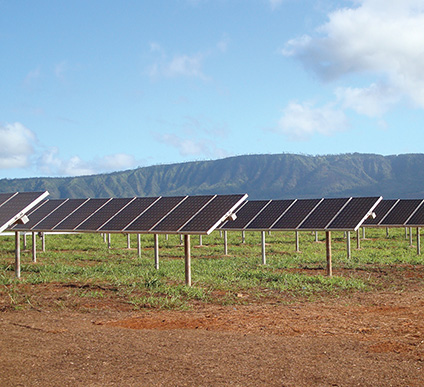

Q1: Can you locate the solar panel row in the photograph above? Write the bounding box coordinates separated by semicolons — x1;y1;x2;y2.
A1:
0;192;49;233
11;194;248;235
220;197;382;231
363;199;424;227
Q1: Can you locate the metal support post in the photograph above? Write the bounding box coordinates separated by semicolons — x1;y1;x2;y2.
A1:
326;231;332;277
15;231;21;278
137;234;141;258
261;231;266;265
154;234;159;270
32;232;37;263
346;231;351;259
295;231;300;252
184;235;191;287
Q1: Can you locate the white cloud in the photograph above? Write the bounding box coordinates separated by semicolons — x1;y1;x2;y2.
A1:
282;0;424;108
149;53;207;80
335;83;400;117
155;132;229;158
0;123;36;169
276;102;348;141
97;153;138;171
37;148;139;176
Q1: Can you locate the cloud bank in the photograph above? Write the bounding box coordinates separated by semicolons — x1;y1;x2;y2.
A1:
279;0;424;138
0;122;139;177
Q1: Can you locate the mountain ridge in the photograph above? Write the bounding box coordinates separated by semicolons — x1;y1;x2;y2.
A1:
1;153;424;199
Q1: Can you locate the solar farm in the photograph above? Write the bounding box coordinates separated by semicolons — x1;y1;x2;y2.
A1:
1;191;424;385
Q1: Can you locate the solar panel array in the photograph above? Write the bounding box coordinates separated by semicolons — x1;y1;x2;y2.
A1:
10;194;248;235
0;191;49;233
362;199;424;227
220;197;382;232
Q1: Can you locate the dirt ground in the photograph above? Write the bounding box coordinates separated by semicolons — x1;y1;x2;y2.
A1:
1;270;424;386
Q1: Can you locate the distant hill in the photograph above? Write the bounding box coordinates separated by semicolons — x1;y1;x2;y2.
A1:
1;153;424;199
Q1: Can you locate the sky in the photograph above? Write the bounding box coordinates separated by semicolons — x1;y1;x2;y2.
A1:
2;0;424;179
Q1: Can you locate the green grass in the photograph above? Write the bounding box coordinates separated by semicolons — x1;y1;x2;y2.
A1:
1;228;423;310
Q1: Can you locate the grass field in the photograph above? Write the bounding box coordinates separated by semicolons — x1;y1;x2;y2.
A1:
1;227;423;311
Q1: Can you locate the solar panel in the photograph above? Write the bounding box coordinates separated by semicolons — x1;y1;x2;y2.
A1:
298;198;349;230
326;197;382;230
271;199;322;230
221;200;270;230
53;198;110;231
35;199;88;231
180;194;247;234
151;195;214;232
124;196;186;232
246;199;296;230
0;191;49;233
0;192;16;207
100;197;160;232
406;202;424;226
12;199;66;230
379;199;424;226
76;198;135;231
363;199;399;226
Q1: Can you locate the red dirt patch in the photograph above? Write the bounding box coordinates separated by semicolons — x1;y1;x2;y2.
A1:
1;267;424;386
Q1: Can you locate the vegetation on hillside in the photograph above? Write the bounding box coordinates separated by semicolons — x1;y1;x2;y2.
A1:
1;153;424;199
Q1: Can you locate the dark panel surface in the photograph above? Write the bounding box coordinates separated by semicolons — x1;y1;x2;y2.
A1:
125;196;186;232
152;195;214;232
54;198;110;230
299;198;349;230
99;197;159;231
76;198;134;231
35;199;88;230
0;192;48;225
380;199;423;226
363;200;398;225
221;200;270;229
13;199;67;230
271;199;321;230
247;200;295;229
0;193;15;207
180;194;246;233
327;197;381;230
404;202;424;226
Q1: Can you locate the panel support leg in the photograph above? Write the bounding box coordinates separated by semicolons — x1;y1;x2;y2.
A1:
107;233;111;249
154;234;159;270
409;227;413;247
326;231;332;277
261;231;266;265
224;231;228;255
417;227;421;255
32;232;37;263
15;231;21;278
242;230;245;244
127;234;131;249
356;229;360;250
184;234;191;287
295;231;300;252
137;234;141;258
346;231;351;259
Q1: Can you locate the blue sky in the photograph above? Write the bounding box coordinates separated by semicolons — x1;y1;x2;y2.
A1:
2;0;424;178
